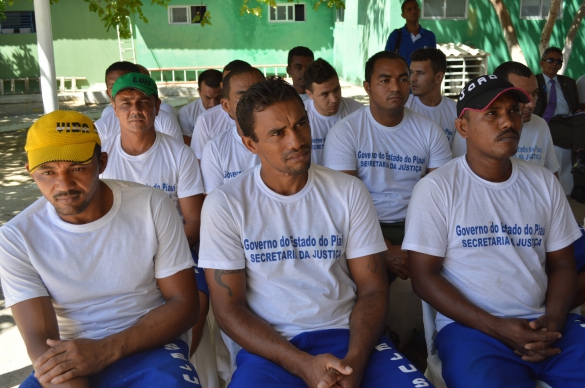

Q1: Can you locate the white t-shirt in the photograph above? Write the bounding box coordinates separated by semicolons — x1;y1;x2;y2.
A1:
305;98;364;165
95;105;183;143
101;132;204;218
451;114;560;173
402;157;581;332
577;75;585;104
299;93;310;101
0;180;194;340
178;99;206;137
323;106;452;223
190;105;235;159
405;94;457;144
159;102;178;123
199;164;387;339
200;126;259;194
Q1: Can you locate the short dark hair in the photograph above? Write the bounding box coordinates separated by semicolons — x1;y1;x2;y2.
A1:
287;46;315;66
105;61;141;83
304;58;338;92
401;0;419;12
223;60;251;74
198;69;222;89
493;61;534;82
365;51;408;83
541;47;563;60
222;67;265;99
236;76;304;142
410;48;447;74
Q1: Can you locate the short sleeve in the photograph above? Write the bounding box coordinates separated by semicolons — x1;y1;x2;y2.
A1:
178;103;195;136
427;122;453;169
450;131;467;158
198;191;246;270
157;112;183;143
200;141;225;194
177;146;205;198
345;179;387;259
543;131;560;173
190;116;208;159
0;227;49;307
545;175;581;252
385;30;397;52
152;193;194;279
323;123;358;171
402;177;449;257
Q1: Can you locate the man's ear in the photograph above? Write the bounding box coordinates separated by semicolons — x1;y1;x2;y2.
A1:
455;117;469;139
435;71;445;84
155;97;161;116
25;163;32;177
286;66;291;76
241;135;259;155
306;88;314;100
363;81;371;96
98;152;109;174
221;97;230;114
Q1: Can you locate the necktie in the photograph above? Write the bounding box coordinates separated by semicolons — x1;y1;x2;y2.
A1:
542;79;557;123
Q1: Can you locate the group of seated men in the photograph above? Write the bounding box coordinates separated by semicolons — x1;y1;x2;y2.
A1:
1;41;585;388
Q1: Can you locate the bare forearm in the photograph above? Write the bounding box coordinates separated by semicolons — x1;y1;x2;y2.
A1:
184;220;200;247
213;303;309;377
411;272;497;336
104;295;198;363
572;272;585;309
546;266;576;325
346;289;388;367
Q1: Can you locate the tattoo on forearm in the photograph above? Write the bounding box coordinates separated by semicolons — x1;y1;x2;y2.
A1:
367;255;380;274
214;269;245;297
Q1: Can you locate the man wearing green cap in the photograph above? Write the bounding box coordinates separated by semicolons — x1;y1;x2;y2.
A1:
0;110;202;387
102;72;209;357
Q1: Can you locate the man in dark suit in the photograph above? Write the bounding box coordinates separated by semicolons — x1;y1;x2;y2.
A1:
535;46;585;203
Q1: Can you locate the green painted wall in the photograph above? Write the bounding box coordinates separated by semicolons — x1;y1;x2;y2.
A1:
333;0;585;85
0;0;335;90
134;0;335;72
0;0;119;90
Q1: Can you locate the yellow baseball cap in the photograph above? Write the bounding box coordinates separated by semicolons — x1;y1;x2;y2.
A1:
25;110;101;172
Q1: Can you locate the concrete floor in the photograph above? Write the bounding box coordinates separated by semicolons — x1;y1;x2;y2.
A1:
0;86;584;387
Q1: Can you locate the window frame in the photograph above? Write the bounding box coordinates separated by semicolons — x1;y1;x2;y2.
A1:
421;0;468;21
268;3;306;23
167;5;207;25
0;10;36;34
519;0;563;20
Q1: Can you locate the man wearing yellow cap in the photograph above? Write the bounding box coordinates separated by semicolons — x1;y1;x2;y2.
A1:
0;110;202;387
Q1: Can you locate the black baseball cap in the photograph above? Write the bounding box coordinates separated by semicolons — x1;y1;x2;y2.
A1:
457;75;530;118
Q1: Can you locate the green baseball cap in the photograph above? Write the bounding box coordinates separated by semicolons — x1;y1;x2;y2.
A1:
112;72;158;98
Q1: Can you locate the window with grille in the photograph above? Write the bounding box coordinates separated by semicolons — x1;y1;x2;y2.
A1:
0;11;36;34
422;0;467;20
168;5;207;25
520;0;563;19
269;3;306;22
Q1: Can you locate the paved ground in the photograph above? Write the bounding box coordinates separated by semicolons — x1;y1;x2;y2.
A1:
0;84;583;387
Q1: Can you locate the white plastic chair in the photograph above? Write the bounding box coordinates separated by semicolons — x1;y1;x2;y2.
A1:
421;301;554;388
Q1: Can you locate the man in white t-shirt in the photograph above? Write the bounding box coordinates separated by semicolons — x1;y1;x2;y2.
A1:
136;64;179;123
99;72;209;354
199;67;265;193
451;61;560;176
303;58;363;165
178;69;222;145
199;77;431;387
406;47;457;144
287;46;314;101
0;110;201;388
324;50;452;281
404;75;585;387
189;60;252;160
95;61;182;143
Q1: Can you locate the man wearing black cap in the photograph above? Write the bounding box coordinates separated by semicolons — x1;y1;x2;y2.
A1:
403;75;585;387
